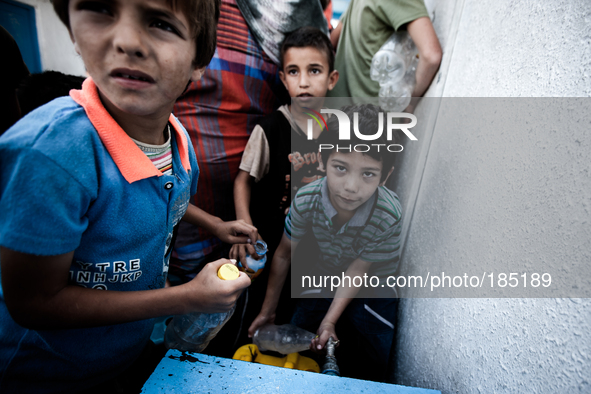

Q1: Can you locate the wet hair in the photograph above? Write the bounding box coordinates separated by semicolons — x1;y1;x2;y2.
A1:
280;26;335;72
52;0;220;69
318;104;398;182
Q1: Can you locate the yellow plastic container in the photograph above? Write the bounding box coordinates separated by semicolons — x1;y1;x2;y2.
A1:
233;344;320;373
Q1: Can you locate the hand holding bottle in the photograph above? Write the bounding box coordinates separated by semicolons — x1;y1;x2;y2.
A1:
312;321;338;352
237;240;268;280
229;237;266;271
183;259;250;314
248;311;276;338
165;262;248;352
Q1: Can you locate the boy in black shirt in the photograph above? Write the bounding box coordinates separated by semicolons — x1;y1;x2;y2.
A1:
231;26;338;262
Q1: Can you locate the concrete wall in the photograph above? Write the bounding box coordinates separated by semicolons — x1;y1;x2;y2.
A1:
391;0;591;393
19;0;86;76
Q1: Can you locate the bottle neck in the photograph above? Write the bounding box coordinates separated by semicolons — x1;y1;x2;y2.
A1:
253;240;268;256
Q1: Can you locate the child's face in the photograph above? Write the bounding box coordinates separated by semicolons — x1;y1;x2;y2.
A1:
280;46;338;109
68;0;204;119
325;152;387;217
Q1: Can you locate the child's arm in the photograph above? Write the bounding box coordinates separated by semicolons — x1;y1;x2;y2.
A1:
247;233;297;337
229;170;260;267
234;169;254;225
311;258;373;351
182;203;258;245
1;247;250;330
330;20;343;50
406;16;442;98
228;124;270;265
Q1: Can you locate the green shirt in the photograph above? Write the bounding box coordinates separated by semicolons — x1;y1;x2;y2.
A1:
328;0;428;98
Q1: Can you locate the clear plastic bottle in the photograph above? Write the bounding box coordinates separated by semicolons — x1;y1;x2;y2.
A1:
253;324;316;354
371;31;419;111
378;53;419;112
238;240;268;280
164;263;240;353
370;47;407;86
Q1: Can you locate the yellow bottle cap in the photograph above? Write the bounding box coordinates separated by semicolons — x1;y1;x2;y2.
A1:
217;263;240;281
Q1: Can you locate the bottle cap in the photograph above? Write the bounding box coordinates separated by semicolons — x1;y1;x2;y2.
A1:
218;263;240;280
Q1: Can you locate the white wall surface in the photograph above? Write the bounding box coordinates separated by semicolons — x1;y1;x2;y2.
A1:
442;0;591;97
391;0;591;393
396;298;591;393
20;0;86;76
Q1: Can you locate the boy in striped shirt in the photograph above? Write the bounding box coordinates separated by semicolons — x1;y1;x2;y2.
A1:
249;104;402;382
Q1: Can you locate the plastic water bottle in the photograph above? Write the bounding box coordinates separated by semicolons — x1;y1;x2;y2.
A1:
253;324;316;354
370;31;419;111
370;46;407;86
238;240;268;280
164;264;240;353
378;53;419;112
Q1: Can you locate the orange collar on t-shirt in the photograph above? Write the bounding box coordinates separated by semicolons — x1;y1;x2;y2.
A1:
70;78;191;184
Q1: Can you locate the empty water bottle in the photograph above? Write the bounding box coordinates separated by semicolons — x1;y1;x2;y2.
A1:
253;324;316;354
378;53;418;111
370;47;406;85
370;31;419;111
238;240;268;280
164;263;240;353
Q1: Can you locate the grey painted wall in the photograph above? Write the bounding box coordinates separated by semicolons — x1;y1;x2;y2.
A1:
391;0;591;393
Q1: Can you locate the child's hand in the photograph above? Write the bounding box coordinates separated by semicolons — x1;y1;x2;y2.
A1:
229;244;251;270
229;236;265;270
311;322;338;353
212;220;258;245
184;258;250;314
229;243;255;270
247;311;276;338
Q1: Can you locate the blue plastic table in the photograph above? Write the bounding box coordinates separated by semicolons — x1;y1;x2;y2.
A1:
141;350;440;394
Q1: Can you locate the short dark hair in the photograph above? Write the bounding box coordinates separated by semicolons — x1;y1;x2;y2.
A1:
280;26;334;72
52;0;220;69
318;104;398;182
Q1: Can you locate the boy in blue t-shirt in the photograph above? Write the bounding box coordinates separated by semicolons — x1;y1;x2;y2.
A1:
249;104;402;382
0;1;256;392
